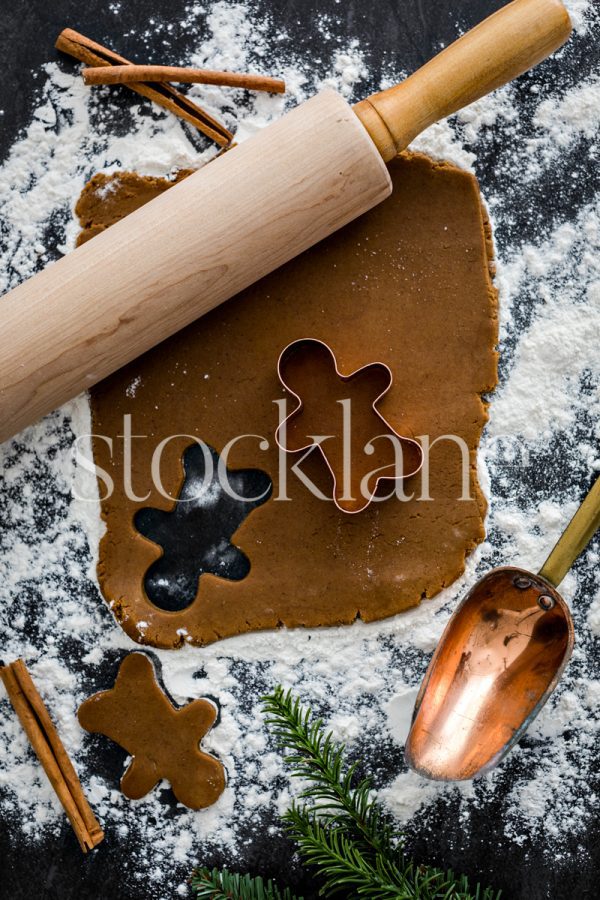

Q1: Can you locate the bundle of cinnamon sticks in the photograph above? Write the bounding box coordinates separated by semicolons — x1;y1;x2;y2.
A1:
55;28;286;147
0;659;104;853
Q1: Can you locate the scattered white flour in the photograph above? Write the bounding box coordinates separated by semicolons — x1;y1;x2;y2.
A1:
1;0;599;897
531;75;600;161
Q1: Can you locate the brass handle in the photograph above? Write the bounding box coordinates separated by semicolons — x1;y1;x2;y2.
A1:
539;476;600;587
354;0;572;161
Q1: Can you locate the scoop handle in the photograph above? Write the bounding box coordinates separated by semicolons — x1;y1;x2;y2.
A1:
539;476;600;587
354;0;572;160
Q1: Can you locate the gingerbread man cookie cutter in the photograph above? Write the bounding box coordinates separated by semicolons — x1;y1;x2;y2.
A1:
275;338;423;514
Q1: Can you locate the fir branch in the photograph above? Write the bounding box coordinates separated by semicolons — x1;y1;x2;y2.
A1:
284;808;412;898
286;809;498;900
191;867;301;900
262;686;397;857
262;687;500;900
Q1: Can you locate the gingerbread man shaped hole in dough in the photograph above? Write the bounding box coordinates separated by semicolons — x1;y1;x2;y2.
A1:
135;442;272;612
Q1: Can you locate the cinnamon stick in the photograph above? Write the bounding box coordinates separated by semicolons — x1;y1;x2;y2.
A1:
83;64;286;94
0;659;104;853
55;28;233;147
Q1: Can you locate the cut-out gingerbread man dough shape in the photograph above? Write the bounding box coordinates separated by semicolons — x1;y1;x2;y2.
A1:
78;653;225;810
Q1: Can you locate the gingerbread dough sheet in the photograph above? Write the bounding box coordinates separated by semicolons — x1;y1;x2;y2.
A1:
88;153;498;648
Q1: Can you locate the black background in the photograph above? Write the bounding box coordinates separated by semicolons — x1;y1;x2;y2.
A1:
1;2;599;899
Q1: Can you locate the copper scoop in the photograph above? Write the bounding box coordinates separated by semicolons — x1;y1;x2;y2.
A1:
405;475;600;781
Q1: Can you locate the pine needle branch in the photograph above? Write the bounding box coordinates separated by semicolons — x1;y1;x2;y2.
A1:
284;807;416;898
262;685;397;857
191;867;301;900
262;686;501;900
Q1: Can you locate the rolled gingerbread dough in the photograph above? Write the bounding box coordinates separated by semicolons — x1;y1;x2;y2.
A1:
85;153;498;648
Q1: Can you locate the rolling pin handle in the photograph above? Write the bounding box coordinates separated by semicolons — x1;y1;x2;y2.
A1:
355;0;572;161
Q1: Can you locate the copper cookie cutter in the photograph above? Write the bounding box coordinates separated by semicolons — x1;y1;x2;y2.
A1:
275;338;423;514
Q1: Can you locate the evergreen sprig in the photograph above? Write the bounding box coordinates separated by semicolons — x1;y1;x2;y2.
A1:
192;687;501;900
191;867;300;900
263;687;500;900
263;686;398;857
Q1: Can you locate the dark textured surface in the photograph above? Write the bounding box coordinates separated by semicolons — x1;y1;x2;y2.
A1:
0;1;599;899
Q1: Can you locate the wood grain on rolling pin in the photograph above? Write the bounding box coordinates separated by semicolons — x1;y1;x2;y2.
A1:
0;90;391;444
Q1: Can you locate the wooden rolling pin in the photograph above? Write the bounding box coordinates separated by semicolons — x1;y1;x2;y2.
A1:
0;0;571;445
